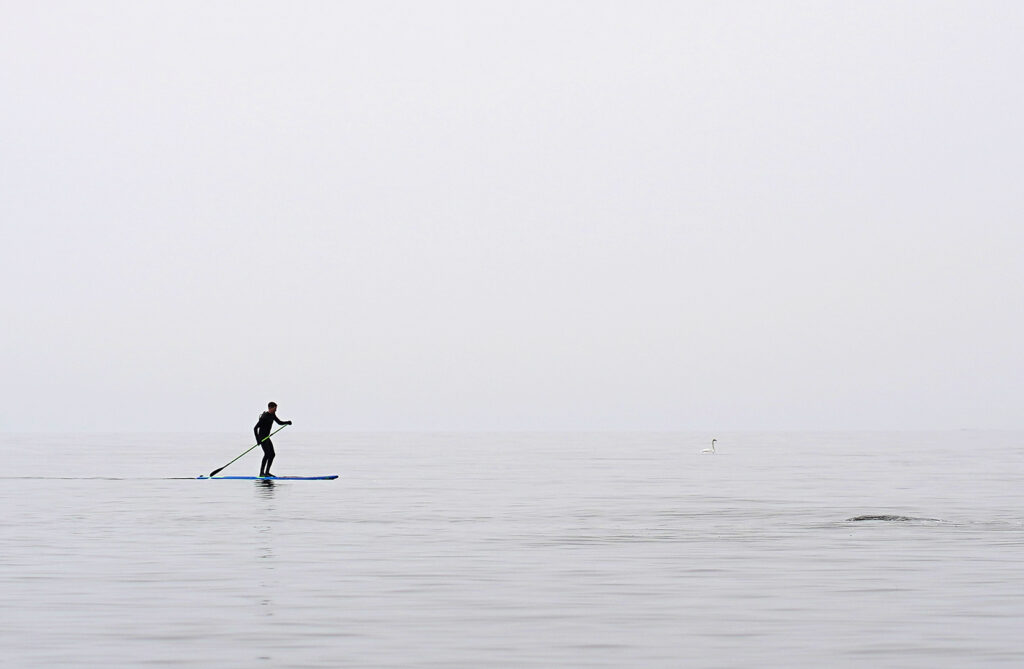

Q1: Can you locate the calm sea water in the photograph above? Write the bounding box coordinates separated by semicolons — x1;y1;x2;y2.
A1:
2;431;1022;667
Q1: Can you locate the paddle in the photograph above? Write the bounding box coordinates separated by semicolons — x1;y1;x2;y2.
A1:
208;424;289;477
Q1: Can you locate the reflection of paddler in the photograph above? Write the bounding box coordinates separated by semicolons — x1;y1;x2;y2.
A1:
254;402;292;478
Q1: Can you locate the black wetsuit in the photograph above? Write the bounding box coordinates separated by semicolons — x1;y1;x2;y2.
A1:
254;411;289;476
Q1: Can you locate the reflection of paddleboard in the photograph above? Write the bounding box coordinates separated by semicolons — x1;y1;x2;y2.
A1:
196;475;338;480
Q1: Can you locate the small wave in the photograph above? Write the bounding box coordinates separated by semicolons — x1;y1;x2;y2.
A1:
846;514;941;522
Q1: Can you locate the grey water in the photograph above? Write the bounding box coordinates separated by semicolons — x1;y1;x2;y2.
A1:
2;431;1023;668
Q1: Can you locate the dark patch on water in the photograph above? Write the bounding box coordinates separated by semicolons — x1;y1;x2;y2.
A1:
846;514;941;522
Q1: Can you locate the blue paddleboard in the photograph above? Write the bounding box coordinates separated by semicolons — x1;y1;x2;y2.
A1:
197;475;338;480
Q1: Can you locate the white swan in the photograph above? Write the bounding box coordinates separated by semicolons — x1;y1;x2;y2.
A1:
701;438;716;454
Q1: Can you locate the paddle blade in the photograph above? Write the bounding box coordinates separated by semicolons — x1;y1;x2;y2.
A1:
209;466;224;477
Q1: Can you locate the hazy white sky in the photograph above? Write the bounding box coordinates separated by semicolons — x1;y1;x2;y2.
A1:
3;1;1022;431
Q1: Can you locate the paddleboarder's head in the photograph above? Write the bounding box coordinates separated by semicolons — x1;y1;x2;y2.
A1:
268;402;277;413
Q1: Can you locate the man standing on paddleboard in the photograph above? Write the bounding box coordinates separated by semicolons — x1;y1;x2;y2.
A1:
254;402;292;477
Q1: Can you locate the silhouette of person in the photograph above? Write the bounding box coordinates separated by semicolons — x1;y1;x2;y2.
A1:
254;402;291;477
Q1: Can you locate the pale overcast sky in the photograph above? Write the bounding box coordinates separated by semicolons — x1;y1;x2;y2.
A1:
2;2;1022;431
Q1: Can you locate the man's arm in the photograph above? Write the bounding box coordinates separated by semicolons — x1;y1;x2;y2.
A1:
273;414;293;426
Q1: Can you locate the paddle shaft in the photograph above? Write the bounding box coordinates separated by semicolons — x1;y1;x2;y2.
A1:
209;424;289;477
